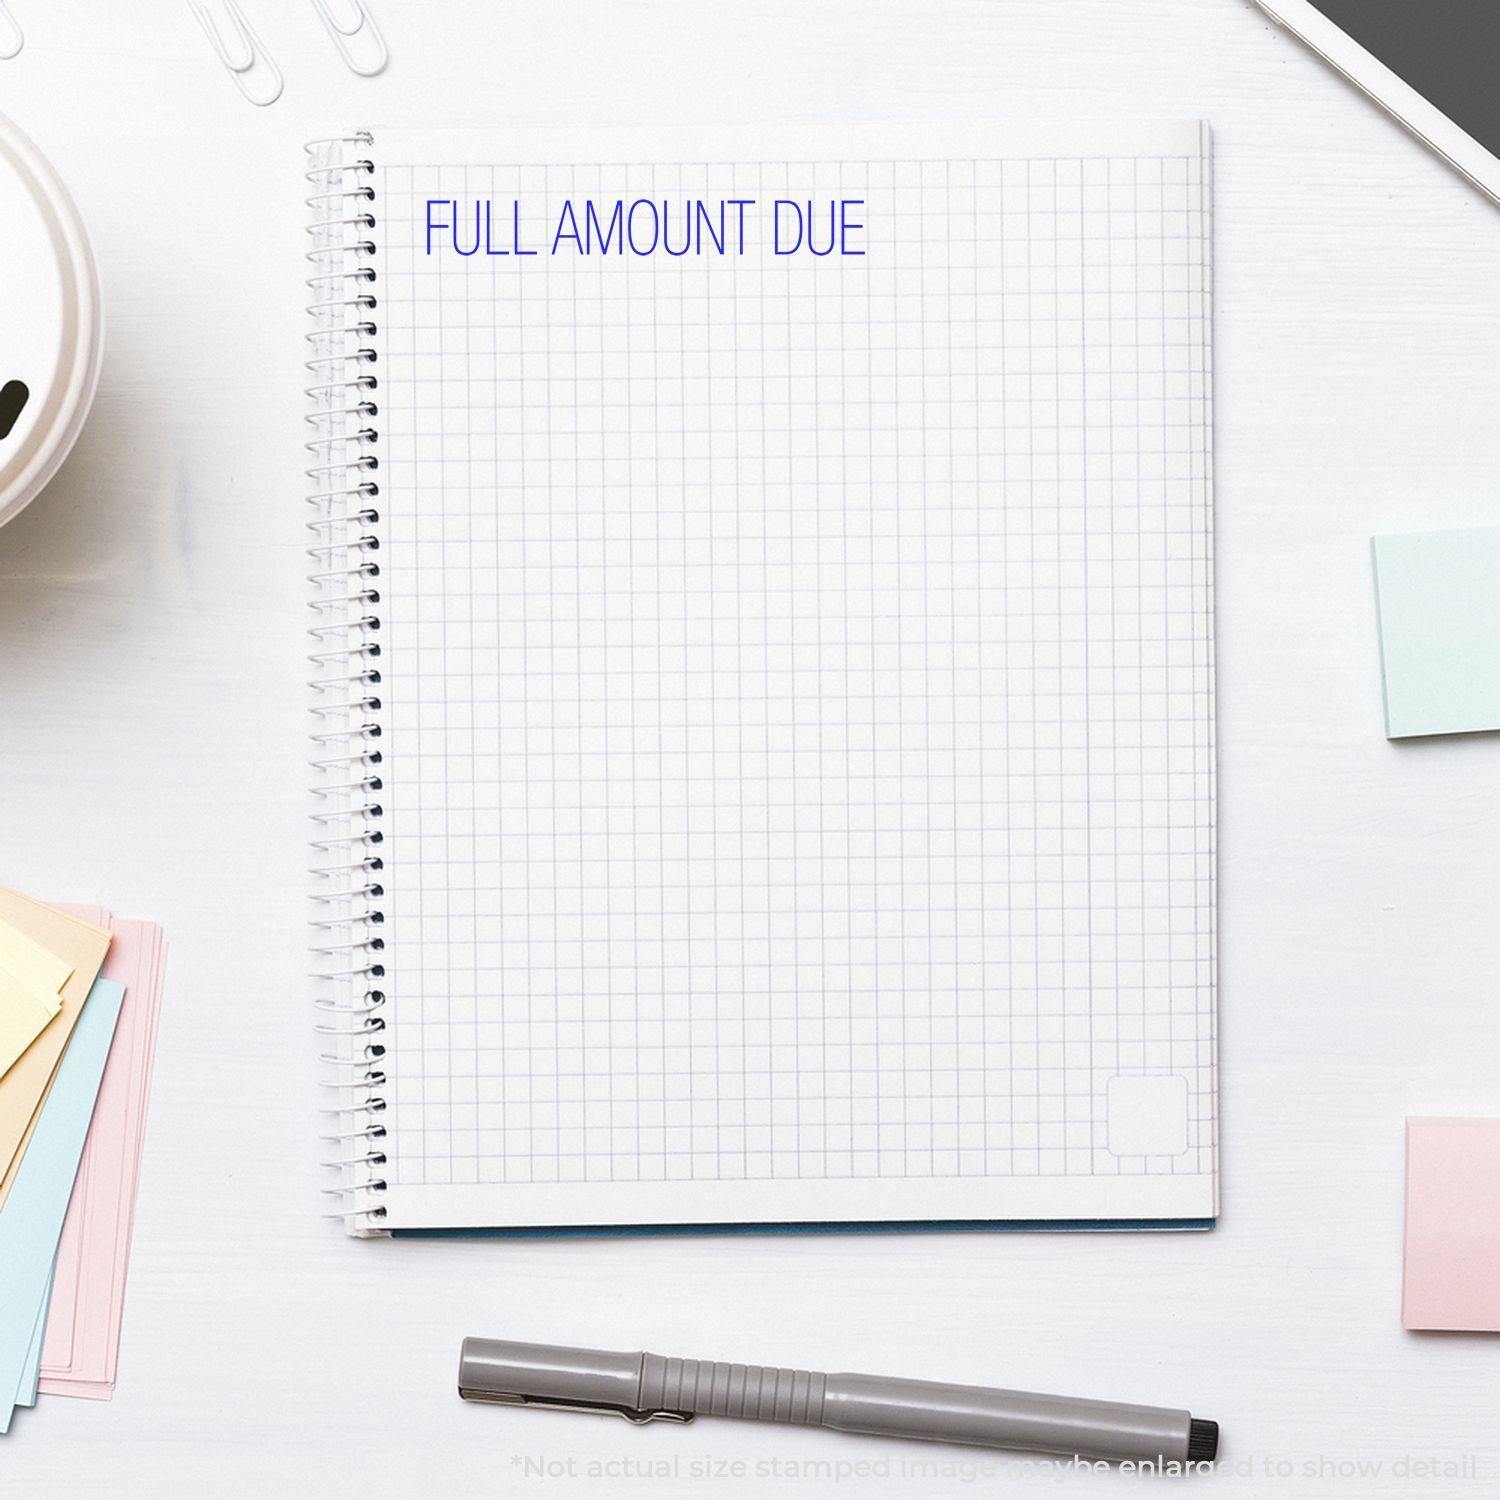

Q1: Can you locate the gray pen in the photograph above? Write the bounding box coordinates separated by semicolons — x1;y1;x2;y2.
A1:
458;1338;1219;1467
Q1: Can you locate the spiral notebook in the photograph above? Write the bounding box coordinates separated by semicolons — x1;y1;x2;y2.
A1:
307;123;1217;1237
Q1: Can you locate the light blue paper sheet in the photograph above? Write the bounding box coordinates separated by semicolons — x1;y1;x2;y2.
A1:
14;1281;49;1407
1372;527;1500;738
0;978;124;1433
14;1261;56;1407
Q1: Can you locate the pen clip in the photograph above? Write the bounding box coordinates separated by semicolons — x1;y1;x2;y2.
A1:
459;1388;694;1426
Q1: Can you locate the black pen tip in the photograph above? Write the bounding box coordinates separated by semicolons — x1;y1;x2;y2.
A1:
1187;1418;1220;1462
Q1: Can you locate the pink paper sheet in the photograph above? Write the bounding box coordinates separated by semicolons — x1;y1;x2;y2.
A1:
37;913;167;1398
1403;1117;1500;1333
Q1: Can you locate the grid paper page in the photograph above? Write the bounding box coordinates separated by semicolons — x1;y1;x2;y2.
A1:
373;125;1215;1230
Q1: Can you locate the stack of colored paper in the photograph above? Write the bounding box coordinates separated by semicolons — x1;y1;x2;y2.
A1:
0;890;168;1432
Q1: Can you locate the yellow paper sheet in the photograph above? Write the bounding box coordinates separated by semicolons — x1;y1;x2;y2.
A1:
0;966;62;1080
0;914;76;995
0;890;111;1206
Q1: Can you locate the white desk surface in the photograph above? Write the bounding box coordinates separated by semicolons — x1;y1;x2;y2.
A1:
2;1;1497;1494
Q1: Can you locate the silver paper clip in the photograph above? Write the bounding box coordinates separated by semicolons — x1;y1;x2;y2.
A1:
189;0;284;106
311;0;388;77
0;3;23;60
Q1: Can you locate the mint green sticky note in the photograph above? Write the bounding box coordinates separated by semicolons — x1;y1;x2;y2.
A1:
0;978;124;1432
1371;527;1500;739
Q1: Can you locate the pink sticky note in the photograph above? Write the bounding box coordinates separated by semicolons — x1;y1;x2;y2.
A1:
38;913;167;1397
1403;1117;1500;1332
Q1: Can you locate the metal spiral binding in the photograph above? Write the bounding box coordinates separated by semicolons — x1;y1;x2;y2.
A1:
306;131;389;1234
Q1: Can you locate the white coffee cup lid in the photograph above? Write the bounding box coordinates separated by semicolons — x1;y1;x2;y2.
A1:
0;111;102;530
